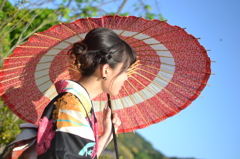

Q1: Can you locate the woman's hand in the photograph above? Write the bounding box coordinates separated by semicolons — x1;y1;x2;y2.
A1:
97;104;121;157
102;104;121;135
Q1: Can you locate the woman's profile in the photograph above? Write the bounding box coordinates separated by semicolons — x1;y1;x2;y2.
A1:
36;27;136;158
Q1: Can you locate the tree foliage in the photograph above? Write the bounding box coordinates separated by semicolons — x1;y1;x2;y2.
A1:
0;0;60;64
0;0;60;152
100;132;196;159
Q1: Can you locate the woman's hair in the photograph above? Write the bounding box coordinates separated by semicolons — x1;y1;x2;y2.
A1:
69;27;136;77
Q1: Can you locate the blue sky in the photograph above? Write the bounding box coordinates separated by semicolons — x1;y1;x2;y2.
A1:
8;0;240;158
131;1;240;159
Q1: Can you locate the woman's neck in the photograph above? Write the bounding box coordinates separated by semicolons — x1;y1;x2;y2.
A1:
78;76;103;100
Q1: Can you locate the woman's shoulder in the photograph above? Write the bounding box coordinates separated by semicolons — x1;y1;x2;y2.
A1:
55;92;93;118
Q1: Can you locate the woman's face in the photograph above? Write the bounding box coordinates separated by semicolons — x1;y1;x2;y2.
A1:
102;63;128;96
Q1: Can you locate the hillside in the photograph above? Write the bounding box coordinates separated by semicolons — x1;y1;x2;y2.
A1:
100;132;195;159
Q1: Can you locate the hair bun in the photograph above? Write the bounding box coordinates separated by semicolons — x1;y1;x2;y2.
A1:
72;42;88;54
69;42;88;66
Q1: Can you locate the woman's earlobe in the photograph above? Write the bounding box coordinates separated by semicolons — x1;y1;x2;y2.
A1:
102;69;108;80
101;64;109;76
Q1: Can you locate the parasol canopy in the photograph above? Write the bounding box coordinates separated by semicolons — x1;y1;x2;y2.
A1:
0;15;212;135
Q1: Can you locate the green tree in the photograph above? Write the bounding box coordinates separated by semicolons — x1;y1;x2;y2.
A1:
0;0;60;154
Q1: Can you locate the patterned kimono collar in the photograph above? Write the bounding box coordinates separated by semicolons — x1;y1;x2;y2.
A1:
55;80;92;109
55;80;98;158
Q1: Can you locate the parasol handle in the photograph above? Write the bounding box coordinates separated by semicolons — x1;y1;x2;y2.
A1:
107;94;119;159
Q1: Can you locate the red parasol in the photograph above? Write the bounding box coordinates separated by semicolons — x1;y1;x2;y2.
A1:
0;15;212;136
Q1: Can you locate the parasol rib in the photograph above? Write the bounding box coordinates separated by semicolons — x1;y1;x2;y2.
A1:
2;63;71;97
17;45;69;51
127;64;141;77
17;45;50;49
139;59;214;77
0;61;71;79
1;59;76;77
8;81;51;104
3;67;70;106
0;73;28;83
0;64;70;84
160;62;214;75
137;58;213;74
122;85;150;128
133;38;201;49
68;67;80;73
136;67;203;98
134;38;200;48
138;64;204;97
0;63;69;83
125;20;166;41
86;17;94;30
10;83;57;115
3;54;69;59
0;65;25;72
60;23;83;40
136;49;211;52
140;60;211;86
34;33;72;45
22;87;58;121
119;17;141;36
108;14;117;29
137;54;211;62
128;27;186;45
134;71;187;108
37;77;53;88
0;84;21;97
129;75;178;115
37;59;68;65
136;56;213;64
117;93;135;132
126;80;164;122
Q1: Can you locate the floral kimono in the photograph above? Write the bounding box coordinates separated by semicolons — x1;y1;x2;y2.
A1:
37;80;99;159
4;80;99;159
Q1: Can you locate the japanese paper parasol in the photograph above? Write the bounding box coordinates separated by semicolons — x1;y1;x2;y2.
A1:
0;15;212;135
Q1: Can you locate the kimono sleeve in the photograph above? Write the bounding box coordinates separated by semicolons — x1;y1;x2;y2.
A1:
38;92;96;159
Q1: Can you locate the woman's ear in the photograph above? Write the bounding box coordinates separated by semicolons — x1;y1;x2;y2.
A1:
101;64;110;78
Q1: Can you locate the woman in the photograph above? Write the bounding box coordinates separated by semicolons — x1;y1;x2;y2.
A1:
36;27;136;159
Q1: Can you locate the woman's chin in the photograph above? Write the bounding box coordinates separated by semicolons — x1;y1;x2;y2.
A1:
109;92;119;96
105;87;122;96
108;89;121;96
